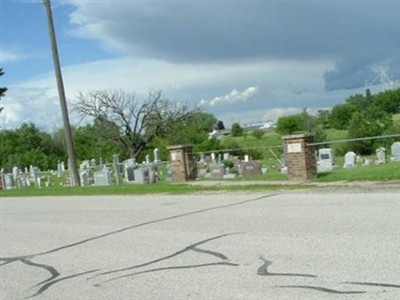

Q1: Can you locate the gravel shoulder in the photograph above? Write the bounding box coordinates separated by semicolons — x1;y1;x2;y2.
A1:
186;179;400;193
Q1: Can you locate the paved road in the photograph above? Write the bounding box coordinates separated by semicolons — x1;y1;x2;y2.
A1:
1;191;399;299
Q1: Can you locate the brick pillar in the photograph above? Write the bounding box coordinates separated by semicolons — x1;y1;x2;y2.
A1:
283;134;317;181
167;145;196;182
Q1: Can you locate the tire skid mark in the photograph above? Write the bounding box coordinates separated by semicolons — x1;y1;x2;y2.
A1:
276;285;366;294
97;262;239;286
1;193;278;261
344;281;400;288
191;246;228;260
93;232;239;278
257;256;317;278
28;269;99;298
20;258;60;287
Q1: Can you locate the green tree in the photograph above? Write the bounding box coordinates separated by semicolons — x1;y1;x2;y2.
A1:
215;120;225;130
231;122;243;137
276;114;305;135
251;129;264;140
74;90;200;159
329;103;356;130
0;68;7;99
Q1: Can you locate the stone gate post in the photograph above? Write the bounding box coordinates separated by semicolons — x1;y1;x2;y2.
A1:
167;145;196;182
283;134;317;181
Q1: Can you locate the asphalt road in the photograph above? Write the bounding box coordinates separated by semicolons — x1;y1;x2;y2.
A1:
1;191;399;300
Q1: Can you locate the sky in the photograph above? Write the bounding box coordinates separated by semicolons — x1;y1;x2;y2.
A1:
1;0;399;131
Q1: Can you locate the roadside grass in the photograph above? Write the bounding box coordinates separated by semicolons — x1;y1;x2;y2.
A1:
0;180;311;197
316;161;400;182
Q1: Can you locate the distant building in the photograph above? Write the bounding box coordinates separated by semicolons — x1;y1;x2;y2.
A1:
243;120;276;130
208;129;231;139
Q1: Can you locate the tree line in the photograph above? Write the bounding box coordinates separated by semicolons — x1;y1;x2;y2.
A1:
275;88;400;154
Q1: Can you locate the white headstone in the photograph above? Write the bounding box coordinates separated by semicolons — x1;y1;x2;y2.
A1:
199;152;206;163
223;153;230;161
145;155;151;164
12;166;19;180
344;151;356;168
244;155;249;162
94;166;112;186
80;170;90;186
211;152;216;162
376;147;386;164
317;148;335;172
57;161;63;177
153;148;161;163
390;142;400;162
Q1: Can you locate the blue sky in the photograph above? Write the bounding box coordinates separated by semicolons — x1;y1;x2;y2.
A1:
1;0;399;131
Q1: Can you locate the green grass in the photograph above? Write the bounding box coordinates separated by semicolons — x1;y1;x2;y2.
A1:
317;161;400;182
0;180;312;197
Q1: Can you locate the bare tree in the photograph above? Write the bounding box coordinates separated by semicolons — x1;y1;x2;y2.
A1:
74;90;198;158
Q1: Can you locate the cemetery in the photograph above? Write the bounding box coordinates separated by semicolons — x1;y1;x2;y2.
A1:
1;136;399;191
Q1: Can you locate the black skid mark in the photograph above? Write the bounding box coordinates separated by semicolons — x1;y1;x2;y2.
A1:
28;269;99;298
344;281;400;288
191;246;228;260
19;258;60;286
93;232;240;278
0;257;20;266
1;193;278;261
97;262;239;285
276;285;366;294
257;256;317;278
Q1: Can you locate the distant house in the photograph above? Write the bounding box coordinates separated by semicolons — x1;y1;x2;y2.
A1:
208;129;231;139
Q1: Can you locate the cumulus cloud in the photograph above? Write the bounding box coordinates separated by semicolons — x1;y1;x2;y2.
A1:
199;86;259;107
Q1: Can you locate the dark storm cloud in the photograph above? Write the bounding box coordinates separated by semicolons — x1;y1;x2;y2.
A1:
69;1;400;91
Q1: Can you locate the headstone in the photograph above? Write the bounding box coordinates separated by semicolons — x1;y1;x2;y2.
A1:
80;170;90;186
90;159;96;168
197;168;208;177
153;148;161;163
12;166;19;181
113;154;123;175
211;152;216;163
210;166;225;178
145;155;151;164
32;167;41;188
132;167;149;184
57;161;63;177
390;142;400;162
94;166;112;186
317;148;336;172
61;161;65;172
363;158;371;166
148;165;158;183
244;155;249;162
344;151;356;168
199;152;206;164
3;173;14;189
241;161;262;176
376;147;386;164
124;159;136;182
223;173;237;179
223;153;230;161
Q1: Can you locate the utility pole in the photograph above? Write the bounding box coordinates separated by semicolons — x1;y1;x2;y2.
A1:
43;0;80;186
